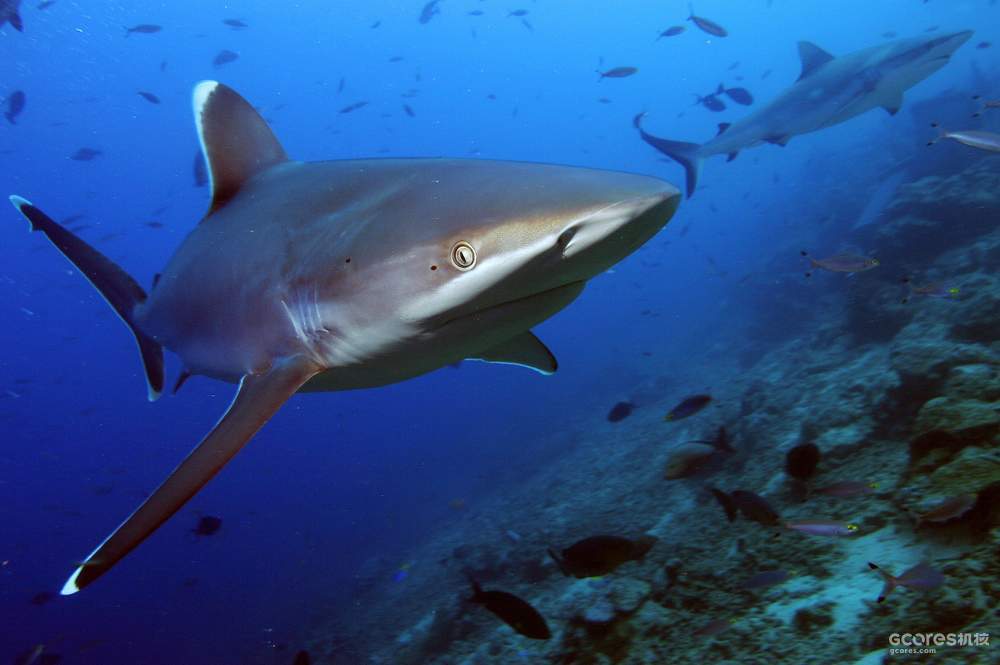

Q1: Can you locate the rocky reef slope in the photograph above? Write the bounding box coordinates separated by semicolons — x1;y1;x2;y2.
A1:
306;157;1000;665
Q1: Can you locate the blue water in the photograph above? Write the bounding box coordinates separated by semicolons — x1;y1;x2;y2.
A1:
1;1;996;663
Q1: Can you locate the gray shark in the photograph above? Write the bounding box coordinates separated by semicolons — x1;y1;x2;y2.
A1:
8;81;680;593
0;0;21;31
635;30;973;196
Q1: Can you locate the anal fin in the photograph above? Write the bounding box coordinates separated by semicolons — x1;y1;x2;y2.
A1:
61;356;320;594
468;331;557;375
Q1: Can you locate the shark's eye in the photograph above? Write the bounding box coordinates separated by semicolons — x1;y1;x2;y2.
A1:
450;241;477;271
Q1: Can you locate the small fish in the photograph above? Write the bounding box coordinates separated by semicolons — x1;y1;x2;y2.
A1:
722;86;753;105
192;515;222;536
815;481;878;498
467;10;484;17
548;535;656;578
657;26;685;39
972;95;1000;117
761;68;772;80
687;4;728;38
606;401;634;423
695;93;726;112
664;394;712;421
916;494;977;524
742;569;790;589
339;101;368;114
597;66;638;80
370;20;381;29
337;77;346;94
783;520;858;537
388;56;404;63
137;91;160;104
125;24;162;37
662;443;714;479
145;221;164;229
30;591;56;605
976;41;991;49
193;150;207;187
70;147;102;161
5;90;25;124
868;561;944;603
882;30;898;39
928;123;1000;153
900;277;960;303
507;9;529;17
597;97;612;104
801;250;879;276
468;577;551;639
213;49;239;67
223;18;248;29
520;18;533;32
402;104;415;117
710;487;737;521
418;0;441;24
785;443;820;480
695;617;734;638
730;490;780;526
37;1;57;10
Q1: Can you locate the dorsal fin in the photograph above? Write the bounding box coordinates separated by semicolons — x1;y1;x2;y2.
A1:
796;41;834;81
716;122;731;136
193;81;288;215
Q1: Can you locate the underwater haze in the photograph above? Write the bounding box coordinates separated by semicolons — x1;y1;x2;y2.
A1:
1;1;999;664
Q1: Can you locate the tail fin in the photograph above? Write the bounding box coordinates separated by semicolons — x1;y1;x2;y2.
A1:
547;548;570;577
8;196;164;400
927;122;946;146
466;573;484;601
633;113;703;197
8;9;23;32
868;562;897;603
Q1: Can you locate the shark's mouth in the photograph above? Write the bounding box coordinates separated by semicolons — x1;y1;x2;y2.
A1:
437;280;586;331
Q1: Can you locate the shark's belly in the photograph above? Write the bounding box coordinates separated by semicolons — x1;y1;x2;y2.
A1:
301;280;586;392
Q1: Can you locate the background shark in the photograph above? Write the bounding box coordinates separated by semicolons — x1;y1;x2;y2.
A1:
635;30;973;196
0;0;21;32
8;81;680;594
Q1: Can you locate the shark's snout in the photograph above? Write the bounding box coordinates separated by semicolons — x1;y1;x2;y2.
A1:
556;187;680;268
931;29;974;56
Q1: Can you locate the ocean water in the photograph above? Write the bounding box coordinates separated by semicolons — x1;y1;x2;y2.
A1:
1;1;997;664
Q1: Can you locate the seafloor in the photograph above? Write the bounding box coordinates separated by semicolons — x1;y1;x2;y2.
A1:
304;154;1000;664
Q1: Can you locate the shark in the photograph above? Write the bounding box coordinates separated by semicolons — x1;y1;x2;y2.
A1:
635;30;973;196
8;81;680;594
0;0;21;32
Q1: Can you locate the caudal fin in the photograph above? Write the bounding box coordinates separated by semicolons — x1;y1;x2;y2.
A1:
547;548;570;577
927;122;947;146
8;196;164;400
633;113;703;197
8;9;23;32
868;562;897;603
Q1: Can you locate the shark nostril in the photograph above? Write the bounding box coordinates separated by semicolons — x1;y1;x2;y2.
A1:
557;227;577;251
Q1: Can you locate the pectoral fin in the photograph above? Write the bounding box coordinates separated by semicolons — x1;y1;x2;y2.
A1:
61;356;320;594
880;91;904;116
469;331;557;375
